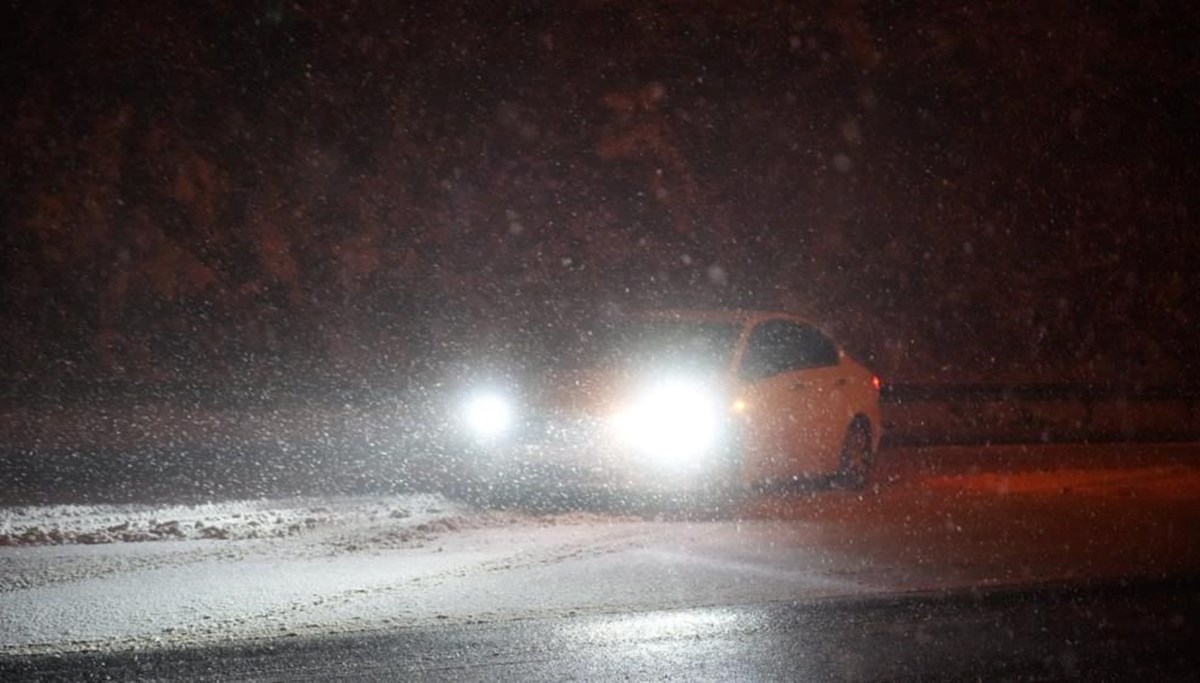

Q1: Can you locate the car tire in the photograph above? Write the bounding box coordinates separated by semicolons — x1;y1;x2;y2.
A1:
834;420;873;490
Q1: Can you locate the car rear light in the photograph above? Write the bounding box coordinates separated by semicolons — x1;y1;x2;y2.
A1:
871;375;881;391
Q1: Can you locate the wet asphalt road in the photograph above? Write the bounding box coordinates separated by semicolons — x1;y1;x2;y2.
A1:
3;442;1200;680
4;577;1199;681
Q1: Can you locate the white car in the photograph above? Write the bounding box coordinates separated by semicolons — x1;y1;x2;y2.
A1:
449;310;882;499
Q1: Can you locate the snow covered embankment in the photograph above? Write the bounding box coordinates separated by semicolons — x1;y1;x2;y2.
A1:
0;495;464;547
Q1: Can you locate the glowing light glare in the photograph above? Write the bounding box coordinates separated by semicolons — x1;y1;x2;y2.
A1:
463;391;514;437
574;609;739;643
731;398;748;414
613;379;721;462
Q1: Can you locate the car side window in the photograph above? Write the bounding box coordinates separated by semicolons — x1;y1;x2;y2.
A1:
740;320;839;381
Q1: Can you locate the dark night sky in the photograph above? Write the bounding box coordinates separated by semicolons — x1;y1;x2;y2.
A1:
1;1;1198;386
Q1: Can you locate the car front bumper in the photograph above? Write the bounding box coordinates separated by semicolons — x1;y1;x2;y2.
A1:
451;413;742;495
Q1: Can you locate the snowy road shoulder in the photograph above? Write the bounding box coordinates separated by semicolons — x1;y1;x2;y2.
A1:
0;495;631;655
0;494;460;547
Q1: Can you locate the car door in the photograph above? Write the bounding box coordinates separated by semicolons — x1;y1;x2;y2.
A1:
737;319;850;482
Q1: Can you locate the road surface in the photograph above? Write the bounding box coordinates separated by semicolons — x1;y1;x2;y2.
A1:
6;577;1199;681
1;442;1199;679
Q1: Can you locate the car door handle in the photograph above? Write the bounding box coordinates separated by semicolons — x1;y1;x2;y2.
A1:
833;378;847;388
791;382;807;391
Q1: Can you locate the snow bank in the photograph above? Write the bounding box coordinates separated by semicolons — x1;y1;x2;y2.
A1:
0;495;619;654
0;494;458;547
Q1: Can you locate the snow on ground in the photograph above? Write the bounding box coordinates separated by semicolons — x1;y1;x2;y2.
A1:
0;512;838;657
0;493;631;655
0;494;460;546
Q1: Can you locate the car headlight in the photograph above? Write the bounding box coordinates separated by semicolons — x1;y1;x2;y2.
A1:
462;390;515;438
612;378;722;463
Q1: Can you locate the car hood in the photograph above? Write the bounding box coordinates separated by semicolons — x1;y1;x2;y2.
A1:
527;364;731;418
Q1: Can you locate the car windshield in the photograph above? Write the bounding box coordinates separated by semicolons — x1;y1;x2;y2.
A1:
3;2;1199;679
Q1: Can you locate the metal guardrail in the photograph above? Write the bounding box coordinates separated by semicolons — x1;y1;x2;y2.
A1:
2;380;1197;451
882;384;1200;403
0;379;397;409
5;380;1200;408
